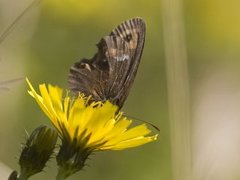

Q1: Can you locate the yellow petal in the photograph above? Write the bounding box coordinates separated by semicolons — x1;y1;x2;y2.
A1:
108;124;151;145
108;135;158;150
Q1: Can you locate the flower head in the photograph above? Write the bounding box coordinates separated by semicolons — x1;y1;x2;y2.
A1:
26;78;158;178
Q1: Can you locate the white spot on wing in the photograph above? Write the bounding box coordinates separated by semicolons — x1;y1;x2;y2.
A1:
115;54;129;62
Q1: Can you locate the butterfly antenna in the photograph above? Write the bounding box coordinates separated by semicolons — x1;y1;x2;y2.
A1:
125;114;160;132
0;77;24;91
0;77;24;85
0;0;42;44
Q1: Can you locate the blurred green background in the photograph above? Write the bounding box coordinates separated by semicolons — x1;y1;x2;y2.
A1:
1;0;240;179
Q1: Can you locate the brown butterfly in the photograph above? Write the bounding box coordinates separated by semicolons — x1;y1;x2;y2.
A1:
68;17;146;109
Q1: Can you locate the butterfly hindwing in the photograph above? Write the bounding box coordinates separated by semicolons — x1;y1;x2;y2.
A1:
68;17;146;108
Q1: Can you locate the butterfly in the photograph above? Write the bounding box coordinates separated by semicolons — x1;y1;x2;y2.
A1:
68;17;146;109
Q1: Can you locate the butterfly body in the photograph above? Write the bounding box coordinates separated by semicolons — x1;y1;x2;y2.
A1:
68;18;146;108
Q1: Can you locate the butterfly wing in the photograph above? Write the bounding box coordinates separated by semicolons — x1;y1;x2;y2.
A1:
108;18;146;107
68;36;129;103
68;17;146;108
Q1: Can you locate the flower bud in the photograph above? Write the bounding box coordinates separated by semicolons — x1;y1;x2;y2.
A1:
18;125;57;179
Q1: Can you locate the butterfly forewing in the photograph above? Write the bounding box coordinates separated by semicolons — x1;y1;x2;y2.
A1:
68;17;146;108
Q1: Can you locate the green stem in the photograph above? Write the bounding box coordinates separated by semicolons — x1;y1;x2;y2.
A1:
56;168;67;180
0;0;42;44
17;173;29;180
161;0;192;179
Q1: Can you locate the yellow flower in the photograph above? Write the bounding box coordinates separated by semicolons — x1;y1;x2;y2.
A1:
26;78;158;178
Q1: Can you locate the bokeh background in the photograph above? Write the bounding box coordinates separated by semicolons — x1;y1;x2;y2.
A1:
1;0;240;180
